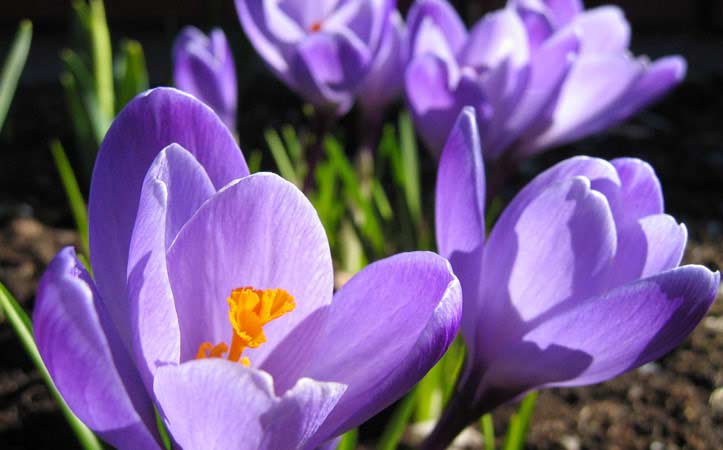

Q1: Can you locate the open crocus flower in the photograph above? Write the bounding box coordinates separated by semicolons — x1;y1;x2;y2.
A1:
422;109;720;449
405;0;686;165
236;0;395;115
173;27;237;131
33;88;462;450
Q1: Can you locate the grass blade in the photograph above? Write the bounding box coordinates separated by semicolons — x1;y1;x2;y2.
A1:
115;39;148;111
265;128;300;187
0;283;103;450
503;391;539;450
398;112;421;224
0;20;32;132
377;391;418;450
481;414;495;450
336;428;358;450
49;139;89;256
89;0;114;122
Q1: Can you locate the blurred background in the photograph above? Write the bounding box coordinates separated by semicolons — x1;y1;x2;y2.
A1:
0;1;722;449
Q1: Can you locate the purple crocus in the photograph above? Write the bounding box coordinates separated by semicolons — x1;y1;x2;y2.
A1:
33;88;462;450
422;109;720;449
236;0;395;115
405;0;686;165
173;26;237;131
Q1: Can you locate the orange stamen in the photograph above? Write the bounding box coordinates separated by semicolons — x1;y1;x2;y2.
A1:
195;287;295;367
310;21;322;33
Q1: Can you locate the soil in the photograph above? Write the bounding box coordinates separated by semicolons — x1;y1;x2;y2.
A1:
1;36;722;450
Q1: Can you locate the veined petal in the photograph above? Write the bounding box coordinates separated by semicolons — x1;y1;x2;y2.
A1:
570;6;630;54
305;252;462;442
408;0;468;56
610;157;664;223
154;360;345;450
89;88;248;352
127;144;216;391
522;265;720;387
435;110;486;347
33;248;161;449
166;173;333;392
459;9;529;70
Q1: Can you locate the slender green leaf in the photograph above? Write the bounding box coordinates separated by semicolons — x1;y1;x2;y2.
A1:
61;49;106;145
89;0;114;121
398;112;421;223
155;408;172;450
281;124;303;167
336;428;358;450
115;39;148;111
481;414;495;450
371;179;393;221
50;139;89;256
265;128;300;186
415;362;443;423
246;149;263;174
503;391;538;450
0;20;32;133
339;220;366;274
0;283;103;450
377;391;417;450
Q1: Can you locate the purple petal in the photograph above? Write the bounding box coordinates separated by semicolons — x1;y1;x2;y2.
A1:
612;56;687;122
521;265;720;387
571;6;630;54
356;10;407;111
495;29;579;158
89;88;248;351
435;109;486;350
477;176;617;361
166;173;333;392
458;9;529;70
407;0;468;56
154;360;345;450
610;157;664;222
173;27;238;131
127;144;216;391
33;248;161;449
305;252;462;441
544;0;584;26
520;53;644;152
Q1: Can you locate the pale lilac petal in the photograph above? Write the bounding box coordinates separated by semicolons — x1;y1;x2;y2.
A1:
610;157;664;223
459;9;529;70
492;30;578;157
154;360;345;450
306;252;462;441
89;88;248;351
33;248;161;449
166;173;333;392
127;144;216;391
409;16;459;72
520;53;644;152
407;0;468;56
477;176;617;360
279;0;341;30
435;109;486;349
357;10;407;111
544;0;583;26
521;265;720;387
612;56;687;122
571;6;630;54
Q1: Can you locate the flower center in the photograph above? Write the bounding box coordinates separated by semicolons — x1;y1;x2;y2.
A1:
195;287;296;367
310;21;322;33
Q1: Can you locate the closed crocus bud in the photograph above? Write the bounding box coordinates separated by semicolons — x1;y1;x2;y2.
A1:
173;27;237;132
236;0;395;115
422;109;720;450
356;10;408;113
33;88;462;450
405;0;686;165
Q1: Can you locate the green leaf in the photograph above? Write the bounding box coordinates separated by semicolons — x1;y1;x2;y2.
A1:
115;39;148;111
398;112;421;224
246;149;263;174
88;0;114;122
0;20;32;133
377;390;417;450
61;49;107;145
336;428;358;450
503;391;538;450
281;124;303;167
265;128;301;187
0;283;103;450
481;414;496;450
414;362;443;423
50;139;89;257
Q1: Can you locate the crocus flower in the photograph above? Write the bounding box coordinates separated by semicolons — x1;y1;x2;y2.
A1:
33;88;462;450
422;109;720;449
236;0;395;115
356;10;408;114
173;26;237;131
405;0;686;165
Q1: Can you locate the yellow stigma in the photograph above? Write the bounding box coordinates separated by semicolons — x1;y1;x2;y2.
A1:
195;287;295;367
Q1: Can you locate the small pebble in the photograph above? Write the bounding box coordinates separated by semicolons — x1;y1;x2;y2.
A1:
650;441;664;450
560;434;580;450
709;387;723;417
